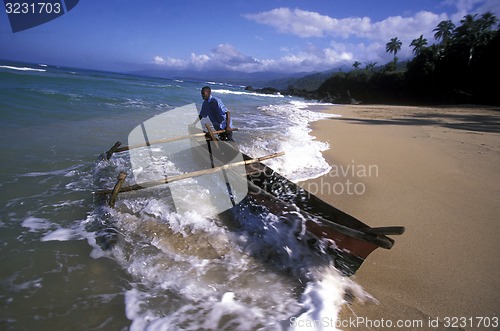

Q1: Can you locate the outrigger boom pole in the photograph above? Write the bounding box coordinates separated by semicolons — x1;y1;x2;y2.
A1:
104;128;239;159
95;152;284;207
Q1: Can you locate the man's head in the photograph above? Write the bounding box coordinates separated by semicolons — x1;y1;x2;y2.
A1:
201;86;211;101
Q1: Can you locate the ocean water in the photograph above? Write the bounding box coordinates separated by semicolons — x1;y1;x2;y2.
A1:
0;60;366;330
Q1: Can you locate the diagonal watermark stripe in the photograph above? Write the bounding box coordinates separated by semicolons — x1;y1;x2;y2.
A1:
127;103;247;216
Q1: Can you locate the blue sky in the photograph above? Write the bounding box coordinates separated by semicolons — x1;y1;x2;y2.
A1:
1;0;499;73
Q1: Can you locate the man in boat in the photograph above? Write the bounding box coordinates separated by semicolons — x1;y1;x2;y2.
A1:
192;86;234;141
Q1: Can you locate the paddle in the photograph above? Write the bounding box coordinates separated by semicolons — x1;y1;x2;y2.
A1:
94;151;285;197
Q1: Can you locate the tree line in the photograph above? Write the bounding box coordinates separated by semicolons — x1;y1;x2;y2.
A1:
307;12;500;105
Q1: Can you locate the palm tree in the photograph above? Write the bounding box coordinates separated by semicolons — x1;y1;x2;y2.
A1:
352;61;362;69
454;12;498;65
410;35;428;55
386;37;402;61
433;20;455;44
365;62;377;71
477;11;497;31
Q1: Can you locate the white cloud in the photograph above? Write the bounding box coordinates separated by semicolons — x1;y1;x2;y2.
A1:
448;0;500;21
244;8;363;38
479;0;500;16
210;44;259;67
153;42;359;73
154;55;187;67
448;0;482;14
154;56;165;64
189;53;210;68
154;43;262;72
242;7;452;68
153;1;499;73
244;7;447;43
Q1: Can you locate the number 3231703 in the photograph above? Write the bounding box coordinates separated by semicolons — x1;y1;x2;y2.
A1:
5;2;62;14
443;316;498;328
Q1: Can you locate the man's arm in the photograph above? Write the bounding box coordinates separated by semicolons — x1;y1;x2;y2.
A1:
225;111;232;131
191;115;201;126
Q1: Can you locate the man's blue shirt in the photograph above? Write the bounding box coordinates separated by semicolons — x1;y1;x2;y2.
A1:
199;96;232;130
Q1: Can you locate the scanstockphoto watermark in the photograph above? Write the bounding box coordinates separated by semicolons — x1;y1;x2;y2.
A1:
291;316;424;329
290;316;499;329
304;160;379;196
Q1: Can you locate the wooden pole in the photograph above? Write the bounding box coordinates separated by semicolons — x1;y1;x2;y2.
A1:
95;151;284;196
110;128;238;154
109;172;128;207
205;123;218;147
106;141;122;160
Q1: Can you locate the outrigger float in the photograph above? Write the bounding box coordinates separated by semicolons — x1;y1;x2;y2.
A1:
96;125;405;275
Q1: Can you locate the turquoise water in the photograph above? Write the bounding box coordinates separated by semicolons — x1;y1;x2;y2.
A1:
0;60;361;330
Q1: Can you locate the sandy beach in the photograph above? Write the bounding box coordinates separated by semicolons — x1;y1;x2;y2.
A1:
303;104;500;329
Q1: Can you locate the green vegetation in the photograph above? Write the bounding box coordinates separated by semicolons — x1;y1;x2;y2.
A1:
294;12;499;105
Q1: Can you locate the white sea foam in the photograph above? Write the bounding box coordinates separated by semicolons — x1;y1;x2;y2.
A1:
0;65;46;72
18;165;82;178
21;216;85;242
206;81;232;86
213;88;285;98
97;172;371;330
21;217;53;232
241;101;340;182
9;277;43;291
290;266;369;331
41;228;76;241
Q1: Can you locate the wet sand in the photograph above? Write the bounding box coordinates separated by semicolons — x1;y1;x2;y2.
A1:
303;104;500;329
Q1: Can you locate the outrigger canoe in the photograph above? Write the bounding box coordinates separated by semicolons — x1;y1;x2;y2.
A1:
98;126;405;276
187;125;405;275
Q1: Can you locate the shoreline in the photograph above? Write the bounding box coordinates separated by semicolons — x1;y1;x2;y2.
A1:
302;104;500;328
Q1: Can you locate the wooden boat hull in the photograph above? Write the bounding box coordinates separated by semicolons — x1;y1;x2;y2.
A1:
188;127;404;276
